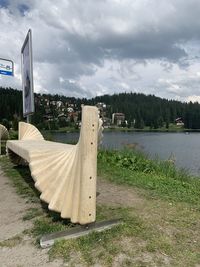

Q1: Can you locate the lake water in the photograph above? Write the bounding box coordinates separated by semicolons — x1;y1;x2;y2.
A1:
52;131;200;176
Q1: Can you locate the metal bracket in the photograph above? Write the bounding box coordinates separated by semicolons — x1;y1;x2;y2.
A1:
40;218;122;248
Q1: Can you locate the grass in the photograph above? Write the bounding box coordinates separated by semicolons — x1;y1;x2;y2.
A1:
48;203;200;266
9;129;18;139
0;140;7;154
49;206;155;266
0;156;40;203
104;123;187;132
1;150;200;266
0;235;23;248
22;208;43;221
98;149;200;207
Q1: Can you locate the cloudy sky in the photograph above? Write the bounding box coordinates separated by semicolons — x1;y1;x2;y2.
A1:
1;0;200;101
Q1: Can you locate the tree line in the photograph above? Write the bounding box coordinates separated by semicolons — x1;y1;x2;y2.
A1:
86;92;200;129
1;87;200;129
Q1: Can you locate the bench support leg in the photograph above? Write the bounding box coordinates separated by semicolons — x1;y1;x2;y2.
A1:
40;218;122;248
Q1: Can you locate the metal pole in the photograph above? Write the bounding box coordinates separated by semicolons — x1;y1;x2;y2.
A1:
27;115;30;123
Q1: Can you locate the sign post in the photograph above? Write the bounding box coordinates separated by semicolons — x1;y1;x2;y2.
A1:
21;29;34;122
0;58;14;148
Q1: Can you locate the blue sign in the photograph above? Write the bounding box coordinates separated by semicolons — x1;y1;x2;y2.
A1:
0;70;13;76
0;58;14;76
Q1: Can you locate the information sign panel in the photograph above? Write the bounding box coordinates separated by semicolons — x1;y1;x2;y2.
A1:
0;58;14;76
21;29;34;117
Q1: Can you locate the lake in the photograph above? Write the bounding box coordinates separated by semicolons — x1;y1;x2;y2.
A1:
52;131;200;176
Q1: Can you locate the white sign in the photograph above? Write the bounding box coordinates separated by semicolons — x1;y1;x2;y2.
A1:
0;58;14;76
21;29;34;117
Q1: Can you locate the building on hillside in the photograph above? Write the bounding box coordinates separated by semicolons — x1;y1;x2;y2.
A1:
44;99;50;106
102;117;112;128
58;113;67;119
67;107;74;113
175;117;184;126
96;102;106;110
66;111;79;123
96;102;107;120
51;100;56;106
112;113;125;126
43;114;54;121
56;101;63;108
68;103;76;108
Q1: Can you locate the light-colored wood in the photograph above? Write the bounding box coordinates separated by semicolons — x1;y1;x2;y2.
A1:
19;121;44;140
0;124;9;140
0;124;9;155
7;106;102;225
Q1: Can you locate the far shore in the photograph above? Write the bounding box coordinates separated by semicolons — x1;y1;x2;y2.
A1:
44;126;200;134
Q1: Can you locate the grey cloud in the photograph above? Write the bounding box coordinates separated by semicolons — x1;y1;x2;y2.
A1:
60;81;93;98
156;74;200;101
0;0;9;8
2;0;200;99
5;0;200;63
21;0;200;69
18;3;29;15
101;33;187;61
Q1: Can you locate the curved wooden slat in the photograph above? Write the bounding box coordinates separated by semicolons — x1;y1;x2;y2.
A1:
0;124;9;140
0;124;9;155
19;122;44;140
98;117;104;146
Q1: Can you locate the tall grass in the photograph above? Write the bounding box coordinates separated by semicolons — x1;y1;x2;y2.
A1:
98;149;189;179
98;149;200;206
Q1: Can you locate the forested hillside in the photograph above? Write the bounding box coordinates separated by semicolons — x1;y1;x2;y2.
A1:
88;93;198;129
1;87;200;129
87;93;184;129
0;88;23;121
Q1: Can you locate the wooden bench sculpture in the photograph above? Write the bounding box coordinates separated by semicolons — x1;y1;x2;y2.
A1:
0;124;9;155
7;105;102;225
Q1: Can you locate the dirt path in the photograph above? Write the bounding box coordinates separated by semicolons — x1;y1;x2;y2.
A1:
0;165;64;267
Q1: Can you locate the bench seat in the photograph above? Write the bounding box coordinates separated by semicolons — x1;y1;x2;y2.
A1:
7;140;74;163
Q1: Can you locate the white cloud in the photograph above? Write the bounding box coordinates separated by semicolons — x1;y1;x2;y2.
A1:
186;95;200;103
1;0;200;101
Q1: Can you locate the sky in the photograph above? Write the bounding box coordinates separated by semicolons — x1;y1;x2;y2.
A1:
1;0;200;102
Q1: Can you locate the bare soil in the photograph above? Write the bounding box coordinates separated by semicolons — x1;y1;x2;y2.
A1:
97;178;145;208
